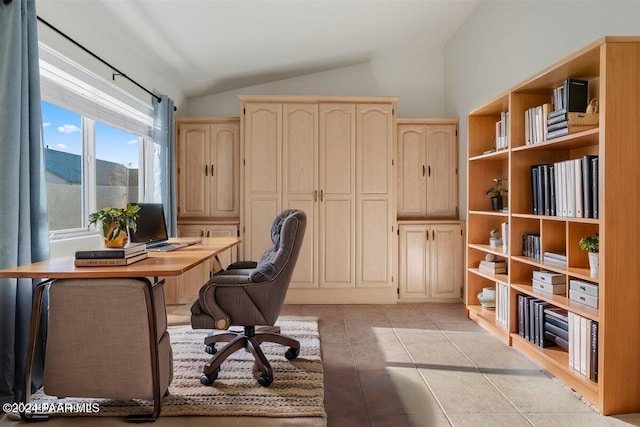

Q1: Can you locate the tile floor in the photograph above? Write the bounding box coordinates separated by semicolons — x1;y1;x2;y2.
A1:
277;302;640;427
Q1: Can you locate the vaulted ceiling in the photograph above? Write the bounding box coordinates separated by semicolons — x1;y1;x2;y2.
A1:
36;0;480;100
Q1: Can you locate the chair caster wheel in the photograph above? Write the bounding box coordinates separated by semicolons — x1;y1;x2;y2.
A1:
200;367;220;386
285;347;300;360
205;344;217;354
258;374;273;387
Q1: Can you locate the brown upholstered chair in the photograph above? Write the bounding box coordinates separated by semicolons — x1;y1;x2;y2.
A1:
43;277;172;421
190;209;306;387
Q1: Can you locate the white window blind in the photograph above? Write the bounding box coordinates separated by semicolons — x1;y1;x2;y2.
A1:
38;43;153;137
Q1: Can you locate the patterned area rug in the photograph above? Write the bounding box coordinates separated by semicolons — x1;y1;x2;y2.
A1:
30;317;325;418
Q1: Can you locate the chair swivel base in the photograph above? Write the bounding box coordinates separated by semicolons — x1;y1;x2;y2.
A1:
200;326;300;387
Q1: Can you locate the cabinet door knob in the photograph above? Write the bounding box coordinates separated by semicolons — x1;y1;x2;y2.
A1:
314;190;318;202
320;190;324;202
211;164;214;176
205;165;208;176
423;165;426;177
432;230;435;240
428;165;431;177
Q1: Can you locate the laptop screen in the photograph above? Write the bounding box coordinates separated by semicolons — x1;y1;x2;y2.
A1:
129;203;169;244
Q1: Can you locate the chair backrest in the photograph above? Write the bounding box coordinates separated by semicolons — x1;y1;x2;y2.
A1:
244;209;306;323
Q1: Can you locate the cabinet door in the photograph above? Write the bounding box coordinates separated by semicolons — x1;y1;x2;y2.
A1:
429;223;463;300
204;225;238;269
319;103;356;288
426;125;458;218
210;122;240;217
177;124;210;218
177;224;205;238
398;225;429;300
244;103;282;261
282;103;318;288
397;125;427;217
356;103;395;288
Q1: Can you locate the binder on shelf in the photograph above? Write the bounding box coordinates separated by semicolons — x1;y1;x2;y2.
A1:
582;155;598;218
564;78;589;113
542;164;551;216
531;166;539;215
591;321;599;382
592;157;599;219
574;158;583;218
549;165;556;216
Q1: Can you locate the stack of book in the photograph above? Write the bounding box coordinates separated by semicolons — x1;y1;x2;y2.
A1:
74;242;148;267
543;306;569;351
542;252;567;267
568;312;599;382
546;78;595;140
478;259;507;275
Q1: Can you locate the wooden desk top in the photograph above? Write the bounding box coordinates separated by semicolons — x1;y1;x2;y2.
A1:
0;236;242;279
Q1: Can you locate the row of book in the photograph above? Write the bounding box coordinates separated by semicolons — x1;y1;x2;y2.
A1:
522;233;540;261
74;242;148;267
517;294;598;382
495;111;509;150
495;282;509;328
530;155;599;218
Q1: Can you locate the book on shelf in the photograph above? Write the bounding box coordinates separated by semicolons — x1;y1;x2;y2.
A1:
581;155;597;218
592;157;599;219
564;78;589;113
574;158;583;218
496;282;509;328
75;242;147;259
544;306;569;324
479;264;507;275
591;321;599;381
543;252;567;262
547;113;567;125
547;120;568;132
565;160;575;217
545;321;569;341
531;166;539;215
501;222;509;254
522;234;540;260
74;251;148;267
546;126;569;140
543;330;569;351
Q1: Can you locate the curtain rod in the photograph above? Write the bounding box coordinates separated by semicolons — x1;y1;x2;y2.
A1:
37;15;166;105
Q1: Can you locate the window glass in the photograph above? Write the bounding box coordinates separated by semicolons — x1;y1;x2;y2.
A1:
42;101;83;231
95;121;140;210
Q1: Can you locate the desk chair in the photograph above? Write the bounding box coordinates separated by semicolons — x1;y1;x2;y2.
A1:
43;277;172;421
190;209;306;387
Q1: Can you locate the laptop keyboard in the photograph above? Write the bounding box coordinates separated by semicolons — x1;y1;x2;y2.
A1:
147;241;170;249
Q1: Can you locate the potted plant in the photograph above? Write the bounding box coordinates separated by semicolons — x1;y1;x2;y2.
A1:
486;178;508;211
89;204;141;248
579;233;599;275
489;228;502;248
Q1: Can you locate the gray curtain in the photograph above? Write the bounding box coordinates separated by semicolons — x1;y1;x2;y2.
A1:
152;95;177;236
0;0;50;406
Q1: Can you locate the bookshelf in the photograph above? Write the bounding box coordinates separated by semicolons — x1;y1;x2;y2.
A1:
465;37;640;415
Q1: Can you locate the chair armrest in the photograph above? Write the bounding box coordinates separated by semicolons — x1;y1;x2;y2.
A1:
226;260;258;270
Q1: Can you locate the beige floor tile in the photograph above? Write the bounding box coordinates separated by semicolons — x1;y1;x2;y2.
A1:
419;369;517;415
525;412;621;426
485;371;593;413
359;370;406;416
405;412;453;427
385;366;444;415
321;341;356;370
448;413;534;427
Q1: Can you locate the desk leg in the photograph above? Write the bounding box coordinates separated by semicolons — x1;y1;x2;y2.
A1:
210;255;223;277
20;279;53;422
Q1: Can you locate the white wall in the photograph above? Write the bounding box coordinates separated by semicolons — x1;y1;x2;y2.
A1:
445;0;640;217
185;48;448;119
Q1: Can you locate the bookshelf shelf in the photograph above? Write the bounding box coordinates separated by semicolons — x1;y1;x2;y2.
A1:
465;37;640;415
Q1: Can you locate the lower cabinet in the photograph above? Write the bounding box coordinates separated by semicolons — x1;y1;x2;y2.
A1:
398;221;464;301
162;223;239;305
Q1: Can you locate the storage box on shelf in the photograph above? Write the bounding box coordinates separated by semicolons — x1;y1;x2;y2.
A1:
465;37;640;415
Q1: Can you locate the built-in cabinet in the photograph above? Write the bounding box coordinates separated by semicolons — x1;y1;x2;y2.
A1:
171;117;240;305
398;221;464;301
176;118;240;218
466;37;640;415
240;96;398;304
397;119;458;219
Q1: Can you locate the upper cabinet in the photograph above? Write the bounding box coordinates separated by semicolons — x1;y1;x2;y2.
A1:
397;119;458;219
176;118;240;219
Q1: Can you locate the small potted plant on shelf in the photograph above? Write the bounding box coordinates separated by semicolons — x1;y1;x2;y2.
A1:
489;228;502;248
486;178;508;211
89;204;141;248
579;233;599;276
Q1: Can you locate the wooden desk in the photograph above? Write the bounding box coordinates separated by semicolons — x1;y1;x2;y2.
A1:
0;236;241;422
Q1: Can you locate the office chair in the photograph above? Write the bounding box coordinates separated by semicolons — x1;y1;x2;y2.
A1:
190;209;306;387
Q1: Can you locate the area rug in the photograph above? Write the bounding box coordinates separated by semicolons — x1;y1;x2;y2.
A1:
29;317;325;419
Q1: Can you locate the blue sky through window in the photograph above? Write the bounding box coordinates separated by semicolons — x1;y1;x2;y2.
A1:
42;101;140;168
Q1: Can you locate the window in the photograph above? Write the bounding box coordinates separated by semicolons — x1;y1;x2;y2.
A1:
39;44;156;236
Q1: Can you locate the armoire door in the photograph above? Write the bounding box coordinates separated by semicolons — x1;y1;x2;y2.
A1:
282;103;318;288
319;103;356;288
356;103;395;288
243;103;282;261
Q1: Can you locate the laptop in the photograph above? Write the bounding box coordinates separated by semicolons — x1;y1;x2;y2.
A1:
129;203;201;252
